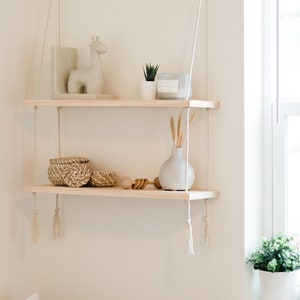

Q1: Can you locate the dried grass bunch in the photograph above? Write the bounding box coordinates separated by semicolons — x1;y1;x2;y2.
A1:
170;110;197;148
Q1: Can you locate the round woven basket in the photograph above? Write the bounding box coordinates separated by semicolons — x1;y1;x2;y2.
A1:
48;156;90;186
88;170;117;187
64;163;92;188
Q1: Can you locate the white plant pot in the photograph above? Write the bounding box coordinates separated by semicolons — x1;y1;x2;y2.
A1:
141;81;156;100
259;270;300;300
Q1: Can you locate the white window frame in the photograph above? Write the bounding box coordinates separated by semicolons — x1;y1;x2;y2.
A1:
272;102;300;234
264;0;300;235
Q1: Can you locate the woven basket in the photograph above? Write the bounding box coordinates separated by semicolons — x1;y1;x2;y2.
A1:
48;156;90;186
88;170;117;187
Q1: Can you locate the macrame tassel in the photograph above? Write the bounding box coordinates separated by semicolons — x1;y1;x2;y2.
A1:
185;199;195;255
204;199;211;247
52;194;62;239
31;193;39;244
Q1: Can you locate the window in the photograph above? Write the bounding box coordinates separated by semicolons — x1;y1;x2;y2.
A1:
271;0;300;236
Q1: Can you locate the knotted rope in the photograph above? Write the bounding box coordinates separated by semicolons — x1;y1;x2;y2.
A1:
185;199;195;255
204;199;210;247
31;193;39;244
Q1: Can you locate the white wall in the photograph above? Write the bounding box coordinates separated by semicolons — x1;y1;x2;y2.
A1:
0;0;262;299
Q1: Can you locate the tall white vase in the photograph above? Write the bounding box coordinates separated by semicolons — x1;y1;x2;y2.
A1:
259;270;300;300
159;148;194;191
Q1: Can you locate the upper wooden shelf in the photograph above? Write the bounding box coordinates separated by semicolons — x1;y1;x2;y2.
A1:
24;99;219;109
25;184;219;201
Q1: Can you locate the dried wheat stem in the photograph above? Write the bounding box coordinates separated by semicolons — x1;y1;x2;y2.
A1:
176;111;183;148
178;134;184;148
170;115;176;148
169;110;196;148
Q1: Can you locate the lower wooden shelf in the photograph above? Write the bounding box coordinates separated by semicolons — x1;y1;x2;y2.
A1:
25;184;219;201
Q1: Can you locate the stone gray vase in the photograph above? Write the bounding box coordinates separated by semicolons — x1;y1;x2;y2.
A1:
159;148;194;191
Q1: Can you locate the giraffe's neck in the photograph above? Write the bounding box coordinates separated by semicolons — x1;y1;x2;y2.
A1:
90;49;102;72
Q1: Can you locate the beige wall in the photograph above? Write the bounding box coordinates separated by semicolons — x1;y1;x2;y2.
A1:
0;1;42;299
0;0;262;299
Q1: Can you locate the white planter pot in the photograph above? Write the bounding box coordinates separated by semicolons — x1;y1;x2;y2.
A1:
141;81;156;100
259;269;300;300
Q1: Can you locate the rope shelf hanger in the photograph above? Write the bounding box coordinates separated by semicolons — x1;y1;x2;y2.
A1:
52;106;63;239
31;107;39;244
29;0;213;252
30;0;63;243
183;0;211;256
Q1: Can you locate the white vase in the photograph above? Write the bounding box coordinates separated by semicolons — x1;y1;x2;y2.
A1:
259;270;300;300
159;148;194;191
141;81;156;100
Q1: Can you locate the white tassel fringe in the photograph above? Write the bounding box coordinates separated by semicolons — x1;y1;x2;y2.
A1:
185;199;195;255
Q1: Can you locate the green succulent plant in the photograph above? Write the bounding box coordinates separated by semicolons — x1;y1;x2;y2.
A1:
247;233;300;272
143;63;159;81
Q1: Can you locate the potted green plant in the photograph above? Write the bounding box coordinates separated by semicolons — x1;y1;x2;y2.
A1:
141;63;159;100
247;233;300;300
143;63;159;81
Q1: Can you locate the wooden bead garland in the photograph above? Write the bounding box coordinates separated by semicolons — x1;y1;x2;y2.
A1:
119;177;162;190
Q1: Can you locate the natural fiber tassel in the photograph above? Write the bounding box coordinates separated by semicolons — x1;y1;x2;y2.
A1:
204;200;211;247
185;200;195;255
53;194;62;239
31;209;39;243
31;193;39;244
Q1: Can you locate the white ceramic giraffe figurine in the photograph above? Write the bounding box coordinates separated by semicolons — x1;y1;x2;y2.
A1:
68;36;107;94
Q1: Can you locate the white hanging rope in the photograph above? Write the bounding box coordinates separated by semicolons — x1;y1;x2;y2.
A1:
57;107;62;158
183;108;195;255
31;0;62;243
186;0;203;100
53;108;63;239
31;107;39;244
183;0;203;254
204;108;212;248
185;199;195;255
31;1;52;242
184;108;191;191
33;107;37;184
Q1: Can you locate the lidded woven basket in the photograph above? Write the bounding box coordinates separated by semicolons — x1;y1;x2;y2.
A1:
48;156;91;187
88;170;117;187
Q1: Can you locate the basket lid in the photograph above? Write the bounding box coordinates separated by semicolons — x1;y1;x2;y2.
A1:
49;156;89;165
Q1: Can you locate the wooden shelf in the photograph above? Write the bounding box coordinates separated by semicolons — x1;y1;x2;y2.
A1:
25;184;219;201
24;99;219;109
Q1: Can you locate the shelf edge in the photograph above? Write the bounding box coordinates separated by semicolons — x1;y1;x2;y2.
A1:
24;99;220;109
24;184;219;201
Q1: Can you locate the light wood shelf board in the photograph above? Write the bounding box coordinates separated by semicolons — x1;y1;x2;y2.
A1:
25;184;219;201
24;99;219;109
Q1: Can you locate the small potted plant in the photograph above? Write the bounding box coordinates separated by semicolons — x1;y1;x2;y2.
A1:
143;63;159;81
247;233;300;300
141;63;159;100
